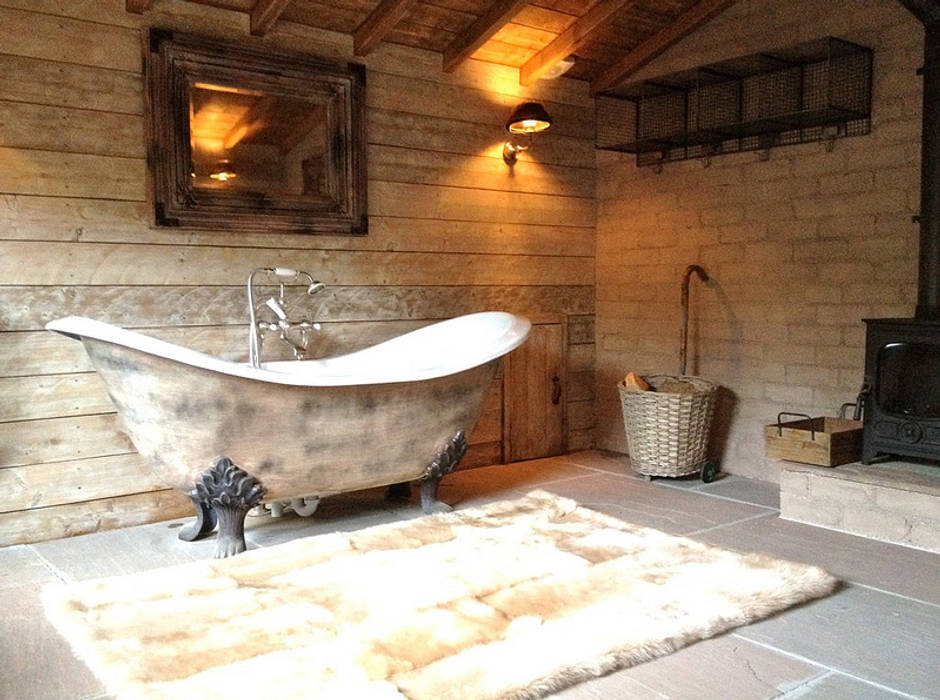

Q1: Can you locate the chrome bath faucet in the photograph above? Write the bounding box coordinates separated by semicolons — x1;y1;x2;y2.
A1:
247;267;324;367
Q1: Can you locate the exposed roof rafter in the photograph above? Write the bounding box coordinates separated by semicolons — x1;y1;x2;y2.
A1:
250;0;294;36
520;0;638;85
443;0;531;73
125;0;153;14
354;0;420;56
591;0;736;95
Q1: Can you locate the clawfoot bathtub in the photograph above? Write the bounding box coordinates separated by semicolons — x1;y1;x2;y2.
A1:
46;313;531;557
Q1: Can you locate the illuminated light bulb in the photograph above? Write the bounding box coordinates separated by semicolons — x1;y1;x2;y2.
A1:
209;160;237;182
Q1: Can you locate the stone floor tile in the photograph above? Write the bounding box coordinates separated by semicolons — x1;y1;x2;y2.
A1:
695;514;940;606
785;671;912;699
246;506;404;547
536;473;773;535
13;453;932;700
698;476;781;509
0;545;59;588
1;583;104;700
733;584;940;698
553;634;823;700
32;519;219;580
647;472;719;489
404;460;593;513
553;449;637;477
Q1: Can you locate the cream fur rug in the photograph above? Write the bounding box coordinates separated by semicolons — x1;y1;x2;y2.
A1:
43;490;838;699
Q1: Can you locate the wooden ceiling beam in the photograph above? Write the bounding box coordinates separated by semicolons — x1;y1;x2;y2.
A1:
125;0;153;13
250;0;294;36
590;0;736;94
520;0;638;85
443;0;532;73
354;0;420;56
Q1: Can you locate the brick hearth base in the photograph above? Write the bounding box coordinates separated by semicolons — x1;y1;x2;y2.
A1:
780;461;940;553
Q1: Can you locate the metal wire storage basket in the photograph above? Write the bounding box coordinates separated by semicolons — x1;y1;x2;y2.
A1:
618;375;717;477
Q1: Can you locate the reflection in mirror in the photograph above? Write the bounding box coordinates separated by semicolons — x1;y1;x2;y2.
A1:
145;30;367;234
189;83;331;199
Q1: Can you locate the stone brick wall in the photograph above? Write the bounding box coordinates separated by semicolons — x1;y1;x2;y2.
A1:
595;0;924;480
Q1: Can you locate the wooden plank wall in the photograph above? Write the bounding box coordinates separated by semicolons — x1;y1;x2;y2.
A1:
0;0;596;545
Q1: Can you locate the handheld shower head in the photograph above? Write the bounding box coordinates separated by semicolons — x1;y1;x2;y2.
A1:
307;282;326;295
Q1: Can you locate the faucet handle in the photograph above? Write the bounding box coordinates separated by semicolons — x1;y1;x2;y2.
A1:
264;297;288;321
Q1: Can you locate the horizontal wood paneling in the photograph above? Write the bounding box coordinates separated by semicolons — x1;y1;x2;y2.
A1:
0;0;595;546
368;144;594;199
0;453;157;513
568;314;595;344
369;109;595;169
0;241;593;287
368;72;593;141
567;370;595;402
0;286;594;330
567;428;593;451
0;156;594;221
369;181;594;226
0;414;134;469
0;147;144;200
0;101;144;157
0;104;593;190
0;196;594;256
0;0;595;107
460;440;503;469
568;400;595;432
0;374;111;423
0;55;142;114
0;6;140;72
0;490;192;547
0;0;143;28
569;342;596;373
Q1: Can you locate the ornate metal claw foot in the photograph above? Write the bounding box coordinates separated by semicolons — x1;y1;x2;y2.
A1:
193;456;266;558
420;430;467;515
178;493;217;542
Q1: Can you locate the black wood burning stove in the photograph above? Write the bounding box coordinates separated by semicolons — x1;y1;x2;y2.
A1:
862;1;940;464
862;318;940;462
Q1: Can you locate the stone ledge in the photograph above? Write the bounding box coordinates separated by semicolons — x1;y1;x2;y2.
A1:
783;460;940;495
779;460;940;553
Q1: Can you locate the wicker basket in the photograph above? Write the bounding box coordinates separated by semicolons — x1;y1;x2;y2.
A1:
618;375;717;478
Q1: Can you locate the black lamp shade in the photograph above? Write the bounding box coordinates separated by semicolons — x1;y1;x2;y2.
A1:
505;102;552;134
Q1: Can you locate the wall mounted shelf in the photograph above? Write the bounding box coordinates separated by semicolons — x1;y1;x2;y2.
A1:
596;37;873;166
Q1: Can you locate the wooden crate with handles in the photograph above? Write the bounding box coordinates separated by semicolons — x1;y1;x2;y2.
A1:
764;412;863;467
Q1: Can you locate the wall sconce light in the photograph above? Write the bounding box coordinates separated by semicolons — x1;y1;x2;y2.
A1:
502;101;552;165
209;160;237;182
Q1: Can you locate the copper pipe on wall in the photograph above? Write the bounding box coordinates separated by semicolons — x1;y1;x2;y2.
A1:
680;264;709;375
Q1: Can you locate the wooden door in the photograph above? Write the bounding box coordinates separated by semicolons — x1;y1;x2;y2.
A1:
504;321;566;462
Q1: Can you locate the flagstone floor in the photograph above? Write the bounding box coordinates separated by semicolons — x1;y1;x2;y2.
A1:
2;450;938;700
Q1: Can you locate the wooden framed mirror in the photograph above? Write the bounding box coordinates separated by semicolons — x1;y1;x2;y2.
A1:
145;30;367;234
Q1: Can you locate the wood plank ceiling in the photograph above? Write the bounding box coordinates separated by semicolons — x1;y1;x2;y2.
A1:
126;0;735;93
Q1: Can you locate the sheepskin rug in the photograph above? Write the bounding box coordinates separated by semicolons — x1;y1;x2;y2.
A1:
43;490;839;699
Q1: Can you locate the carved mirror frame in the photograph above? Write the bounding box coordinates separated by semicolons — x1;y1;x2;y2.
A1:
145;30;367;234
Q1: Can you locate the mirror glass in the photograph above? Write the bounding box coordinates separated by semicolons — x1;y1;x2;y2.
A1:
146;31;367;234
189;82;332;199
